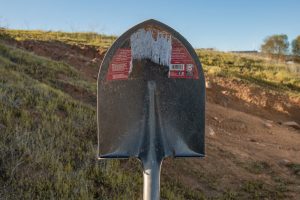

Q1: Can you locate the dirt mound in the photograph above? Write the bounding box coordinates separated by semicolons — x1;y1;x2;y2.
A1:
24;40;105;81
3;38;106;81
206;76;300;124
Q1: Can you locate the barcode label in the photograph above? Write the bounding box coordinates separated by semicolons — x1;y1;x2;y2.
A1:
169;64;185;71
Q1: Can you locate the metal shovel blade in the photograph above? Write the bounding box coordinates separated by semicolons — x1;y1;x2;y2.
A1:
97;19;205;200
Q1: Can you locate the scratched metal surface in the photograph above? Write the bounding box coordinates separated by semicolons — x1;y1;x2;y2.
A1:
97;19;205;161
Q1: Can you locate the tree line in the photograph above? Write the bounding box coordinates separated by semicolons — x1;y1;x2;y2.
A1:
261;34;300;60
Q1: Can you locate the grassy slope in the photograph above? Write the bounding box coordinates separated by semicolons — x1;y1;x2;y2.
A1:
2;29;299;95
0;40;203;199
0;41;143;199
0;29;299;199
198;50;300;95
1;29;116;48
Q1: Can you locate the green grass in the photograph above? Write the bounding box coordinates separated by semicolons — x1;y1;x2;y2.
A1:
0;41;143;199
242;161;271;174
161;179;205;200
286;163;300;176
197;50;300;95
241;180;287;200
0;29;116;48
0;42;96;100
0;67;95;199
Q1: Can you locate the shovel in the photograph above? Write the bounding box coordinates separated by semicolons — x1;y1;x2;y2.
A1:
97;19;205;200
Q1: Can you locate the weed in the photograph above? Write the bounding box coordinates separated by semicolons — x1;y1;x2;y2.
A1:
286;163;300;176
244;161;271;174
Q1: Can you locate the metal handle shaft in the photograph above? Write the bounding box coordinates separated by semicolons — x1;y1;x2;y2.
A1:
143;160;162;200
142;81;162;200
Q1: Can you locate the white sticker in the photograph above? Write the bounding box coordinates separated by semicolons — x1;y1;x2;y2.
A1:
169;64;185;71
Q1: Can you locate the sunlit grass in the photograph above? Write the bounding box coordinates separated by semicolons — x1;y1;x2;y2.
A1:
197;50;300;94
0;29;116;48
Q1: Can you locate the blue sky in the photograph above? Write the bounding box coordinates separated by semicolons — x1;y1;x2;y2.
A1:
1;0;299;51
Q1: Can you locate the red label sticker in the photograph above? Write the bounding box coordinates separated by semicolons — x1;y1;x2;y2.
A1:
107;49;132;80
169;39;198;79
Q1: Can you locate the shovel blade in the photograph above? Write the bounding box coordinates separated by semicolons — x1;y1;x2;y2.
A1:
97;19;205;160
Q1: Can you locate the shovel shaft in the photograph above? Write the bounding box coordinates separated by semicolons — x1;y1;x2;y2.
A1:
143;161;161;200
143;81;162;200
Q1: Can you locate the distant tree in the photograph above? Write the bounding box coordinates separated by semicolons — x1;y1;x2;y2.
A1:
261;34;289;60
292;35;300;56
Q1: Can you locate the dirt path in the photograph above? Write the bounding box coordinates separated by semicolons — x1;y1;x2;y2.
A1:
163;102;300;199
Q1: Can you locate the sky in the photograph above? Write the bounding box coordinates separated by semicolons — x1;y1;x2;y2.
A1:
0;0;299;51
